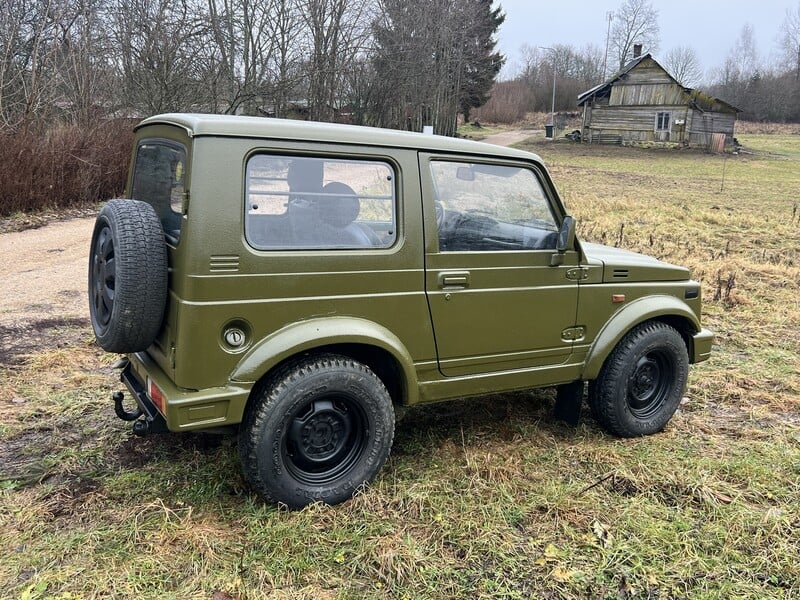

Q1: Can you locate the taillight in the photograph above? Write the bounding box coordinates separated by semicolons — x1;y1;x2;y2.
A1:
147;378;165;415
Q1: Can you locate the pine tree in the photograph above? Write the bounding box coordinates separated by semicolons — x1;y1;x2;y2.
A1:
371;0;505;136
458;0;505;124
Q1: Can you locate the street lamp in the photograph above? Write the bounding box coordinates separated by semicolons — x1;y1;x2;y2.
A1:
539;47;556;137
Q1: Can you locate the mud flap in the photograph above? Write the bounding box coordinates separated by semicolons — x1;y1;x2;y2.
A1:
553;380;584;426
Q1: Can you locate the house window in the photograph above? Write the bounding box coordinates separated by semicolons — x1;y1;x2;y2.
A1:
656;112;671;131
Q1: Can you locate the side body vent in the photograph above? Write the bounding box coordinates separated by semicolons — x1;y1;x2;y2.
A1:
209;255;240;272
612;269;629;279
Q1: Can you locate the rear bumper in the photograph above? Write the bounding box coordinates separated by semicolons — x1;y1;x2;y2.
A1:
691;328;714;363
119;352;252;432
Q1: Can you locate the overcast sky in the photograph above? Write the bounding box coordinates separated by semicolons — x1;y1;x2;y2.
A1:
496;0;796;81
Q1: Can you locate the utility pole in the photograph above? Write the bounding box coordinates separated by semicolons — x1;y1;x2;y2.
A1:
539;46;556;136
603;11;613;80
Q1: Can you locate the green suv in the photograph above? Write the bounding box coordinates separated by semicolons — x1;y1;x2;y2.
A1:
89;114;713;507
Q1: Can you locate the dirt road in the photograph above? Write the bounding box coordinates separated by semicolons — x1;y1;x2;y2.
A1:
1;218;93;329
480;129;538;146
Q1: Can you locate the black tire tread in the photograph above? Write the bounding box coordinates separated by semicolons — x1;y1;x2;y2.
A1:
89;199;167;353
590;321;688;438
239;354;395;507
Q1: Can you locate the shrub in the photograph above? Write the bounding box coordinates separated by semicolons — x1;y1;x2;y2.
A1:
0;120;135;216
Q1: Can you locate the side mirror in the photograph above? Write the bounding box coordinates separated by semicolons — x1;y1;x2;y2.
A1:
551;216;576;266
557;215;576;252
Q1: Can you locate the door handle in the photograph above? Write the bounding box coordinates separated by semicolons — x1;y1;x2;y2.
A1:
439;271;470;289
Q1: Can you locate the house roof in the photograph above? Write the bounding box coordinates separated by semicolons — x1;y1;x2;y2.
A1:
577;53;741;113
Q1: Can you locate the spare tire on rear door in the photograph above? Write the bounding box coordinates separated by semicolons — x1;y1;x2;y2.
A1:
88;199;168;353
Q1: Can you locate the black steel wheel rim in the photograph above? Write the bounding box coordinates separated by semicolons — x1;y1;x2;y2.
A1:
91;224;116;329
626;350;674;419
283;395;368;485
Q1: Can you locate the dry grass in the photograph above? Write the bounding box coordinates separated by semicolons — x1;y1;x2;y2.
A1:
2;136;800;599
735;121;800;135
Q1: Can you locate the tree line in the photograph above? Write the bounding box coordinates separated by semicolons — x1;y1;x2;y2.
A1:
0;0;503;136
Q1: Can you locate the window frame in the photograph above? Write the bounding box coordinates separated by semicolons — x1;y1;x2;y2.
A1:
427;158;560;253
131;138;187;245
655;111;671;132
243;152;399;252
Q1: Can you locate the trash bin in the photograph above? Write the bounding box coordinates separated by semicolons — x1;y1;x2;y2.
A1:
545;124;554;138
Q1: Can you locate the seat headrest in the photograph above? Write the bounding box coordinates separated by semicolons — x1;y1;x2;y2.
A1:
319;182;359;228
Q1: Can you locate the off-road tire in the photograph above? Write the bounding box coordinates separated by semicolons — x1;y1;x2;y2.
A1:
239;354;395;508
88;199;167;353
589;321;688;437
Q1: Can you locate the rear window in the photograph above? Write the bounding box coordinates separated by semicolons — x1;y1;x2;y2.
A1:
245;155;396;250
131;140;187;241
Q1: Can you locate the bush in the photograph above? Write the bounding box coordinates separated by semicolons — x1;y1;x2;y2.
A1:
473;81;534;124
0;120;135;216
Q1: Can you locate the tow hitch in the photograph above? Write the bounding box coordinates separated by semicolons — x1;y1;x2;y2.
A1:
113;391;142;421
114;363;169;436
113;389;169;436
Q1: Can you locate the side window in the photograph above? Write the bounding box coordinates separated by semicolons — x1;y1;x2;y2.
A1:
131;141;186;240
430;161;559;252
245;155;396;250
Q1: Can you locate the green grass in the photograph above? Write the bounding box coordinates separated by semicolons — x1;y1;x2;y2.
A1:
457;122;510;139
736;134;800;156
2;136;800;599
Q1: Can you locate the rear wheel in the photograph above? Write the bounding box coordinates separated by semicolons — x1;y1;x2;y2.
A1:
589;321;688;437
239;354;395;508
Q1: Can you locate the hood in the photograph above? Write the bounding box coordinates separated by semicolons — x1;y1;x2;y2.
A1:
582;242;690;283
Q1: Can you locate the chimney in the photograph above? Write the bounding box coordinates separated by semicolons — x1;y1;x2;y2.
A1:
633;43;643;58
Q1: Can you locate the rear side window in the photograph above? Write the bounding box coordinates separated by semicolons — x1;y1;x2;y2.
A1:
245;155;396;250
131;141;186;241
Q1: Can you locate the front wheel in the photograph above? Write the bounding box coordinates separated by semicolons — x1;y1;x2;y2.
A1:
239;354;395;508
589;321;689;437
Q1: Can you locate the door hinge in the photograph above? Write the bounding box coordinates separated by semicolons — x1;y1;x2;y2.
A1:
561;326;586;342
566;267;589;281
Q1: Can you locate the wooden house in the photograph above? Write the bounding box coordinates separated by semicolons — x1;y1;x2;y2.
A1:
577;52;740;148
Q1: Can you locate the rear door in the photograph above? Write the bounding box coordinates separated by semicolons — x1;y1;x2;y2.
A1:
420;155;580;377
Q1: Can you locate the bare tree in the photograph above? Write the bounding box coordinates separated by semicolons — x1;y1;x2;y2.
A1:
0;0;67;129
266;0;304;117
610;0;659;70
710;24;761;118
237;0;279;114
781;1;800;80
663;45;702;87
516;42;602;113
300;0;373;122
110;0;212;114
54;0;116;125
731;23;758;78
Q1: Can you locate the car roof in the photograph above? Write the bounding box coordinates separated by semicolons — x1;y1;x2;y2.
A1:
136;113;541;162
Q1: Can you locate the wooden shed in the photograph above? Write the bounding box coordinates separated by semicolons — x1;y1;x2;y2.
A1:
577;53;740;148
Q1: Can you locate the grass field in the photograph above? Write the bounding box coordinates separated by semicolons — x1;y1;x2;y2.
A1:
2;135;799;599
